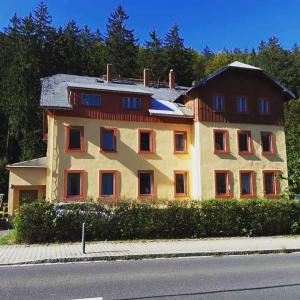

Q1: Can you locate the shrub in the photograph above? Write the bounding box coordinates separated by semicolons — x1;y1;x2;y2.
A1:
12;198;300;243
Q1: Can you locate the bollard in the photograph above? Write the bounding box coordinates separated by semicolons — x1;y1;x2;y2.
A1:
82;222;86;254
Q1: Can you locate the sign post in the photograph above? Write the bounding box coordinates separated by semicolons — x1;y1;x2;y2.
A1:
82;222;86;254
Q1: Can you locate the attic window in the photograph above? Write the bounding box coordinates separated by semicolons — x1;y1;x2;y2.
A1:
80;94;101;107
123;97;141;110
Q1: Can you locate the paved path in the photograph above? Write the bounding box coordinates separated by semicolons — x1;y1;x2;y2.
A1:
1;254;300;299
1;235;300;265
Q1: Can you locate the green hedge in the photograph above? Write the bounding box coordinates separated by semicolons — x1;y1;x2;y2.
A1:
12;198;300;243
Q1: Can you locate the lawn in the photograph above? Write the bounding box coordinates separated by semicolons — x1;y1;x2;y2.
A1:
0;230;16;245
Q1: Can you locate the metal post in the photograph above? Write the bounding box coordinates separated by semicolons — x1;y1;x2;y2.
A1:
82;222;86;254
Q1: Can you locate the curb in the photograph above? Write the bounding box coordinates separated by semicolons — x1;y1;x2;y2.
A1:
1;248;300;266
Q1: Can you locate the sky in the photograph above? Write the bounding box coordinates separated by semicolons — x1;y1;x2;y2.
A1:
0;0;300;52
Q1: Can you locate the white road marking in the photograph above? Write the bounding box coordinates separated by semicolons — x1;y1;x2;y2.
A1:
71;298;103;300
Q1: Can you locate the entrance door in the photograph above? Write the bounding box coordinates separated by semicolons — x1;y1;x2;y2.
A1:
19;190;38;205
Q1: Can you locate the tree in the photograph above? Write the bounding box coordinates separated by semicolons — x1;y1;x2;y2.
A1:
105;5;138;77
164;24;194;85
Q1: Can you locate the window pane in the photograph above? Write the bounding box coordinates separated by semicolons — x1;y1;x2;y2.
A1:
140;132;150;151
101;173;114;196
241;173;251;195
213;95;222;111
216;173;227;195
140;173;152;195
260;99;269;113
265;173;275;194
19;190;38;205
262;133;271;152
239;133;249;152
175;173;185;194
102;130;114;150
237;97;247;112
67;173;81;197
215;132;224;151
175;134;185;152
80;94;101;107
123;97;141;109
69;128;81;149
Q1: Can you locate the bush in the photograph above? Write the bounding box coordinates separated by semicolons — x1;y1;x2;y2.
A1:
12;198;300;243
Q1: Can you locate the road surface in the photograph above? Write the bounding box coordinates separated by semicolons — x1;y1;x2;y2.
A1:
1;253;300;299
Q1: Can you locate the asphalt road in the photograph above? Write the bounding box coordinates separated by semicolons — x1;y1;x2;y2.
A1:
1;254;300;300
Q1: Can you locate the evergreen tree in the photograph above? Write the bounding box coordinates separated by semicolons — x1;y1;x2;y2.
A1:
105;5;138;77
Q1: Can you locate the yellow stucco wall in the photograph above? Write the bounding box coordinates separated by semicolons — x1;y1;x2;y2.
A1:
198;122;288;199
7;168;47;214
47;115;193;202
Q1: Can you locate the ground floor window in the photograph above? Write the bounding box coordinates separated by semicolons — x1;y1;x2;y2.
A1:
19;190;38;205
64;170;84;200
174;171;188;196
240;171;255;197
215;170;231;198
138;170;154;197
263;171;279;196
99;171;117;197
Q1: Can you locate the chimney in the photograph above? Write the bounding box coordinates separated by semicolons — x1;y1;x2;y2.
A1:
143;68;150;86
106;64;112;82
169;69;175;89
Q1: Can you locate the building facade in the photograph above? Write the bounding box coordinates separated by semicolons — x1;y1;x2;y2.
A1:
7;62;295;215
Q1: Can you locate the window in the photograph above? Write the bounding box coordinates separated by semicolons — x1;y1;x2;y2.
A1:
259;98;270;114
261;132;274;155
99;171;117;197
238;130;253;154
139;129;153;153
240;171;255;197
236;96;247;113
138;171;154;197
123;97;141;110
80;94;101;107
65;126;84;152
213;95;223;112
19;190;38;205
174;171;188;197
213;129;229;154
174;131;187;153
263;171;280;196
100;128;117;152
64;170;84;200
215;171;231;198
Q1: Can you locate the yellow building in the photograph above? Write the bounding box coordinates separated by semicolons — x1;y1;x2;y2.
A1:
7;62;295;215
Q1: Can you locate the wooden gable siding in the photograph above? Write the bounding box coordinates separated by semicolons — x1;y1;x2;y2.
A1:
186;69;286;125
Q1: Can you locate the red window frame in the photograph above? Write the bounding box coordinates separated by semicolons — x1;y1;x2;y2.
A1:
99;170;117;199
213;129;229;154
174;171;189;197
100;127;117;152
236;95;248;114
263;170;281;197
138;170;155;198
237;130;253;155
65;125;84;153
212;94;224;112
259;98;271;115
239;170;255;198
174;131;187;154
260;132;275;156
138;129;154;154
214;170;231;198
63;170;84;201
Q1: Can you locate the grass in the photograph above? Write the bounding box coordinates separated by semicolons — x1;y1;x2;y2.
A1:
0;230;16;245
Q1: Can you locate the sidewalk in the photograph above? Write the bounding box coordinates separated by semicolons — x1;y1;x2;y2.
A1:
1;236;300;266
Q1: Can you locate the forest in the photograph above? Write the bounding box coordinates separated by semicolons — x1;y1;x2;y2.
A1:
0;2;299;198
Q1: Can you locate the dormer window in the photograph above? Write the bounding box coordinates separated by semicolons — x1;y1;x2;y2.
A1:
80;94;101;107
123;97;141;110
236;96;247;113
213;95;223;112
259;98;270;114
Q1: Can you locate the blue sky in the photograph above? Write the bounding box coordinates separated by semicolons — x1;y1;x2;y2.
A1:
0;0;299;51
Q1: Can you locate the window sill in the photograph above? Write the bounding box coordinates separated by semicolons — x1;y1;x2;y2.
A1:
238;151;254;156
214;150;229;155
100;149;117;153
264;193;280;198
138;151;154;154
63;196;84;201
64;149;85;154
262;151;275;156
138;194;155;199
215;194;232;199
240;194;256;198
174;194;189;198
174;151;188;154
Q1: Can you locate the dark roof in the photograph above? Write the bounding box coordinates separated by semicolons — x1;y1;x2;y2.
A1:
182;61;296;100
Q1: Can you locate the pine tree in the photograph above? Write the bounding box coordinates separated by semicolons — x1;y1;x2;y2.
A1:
105;5;138;77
